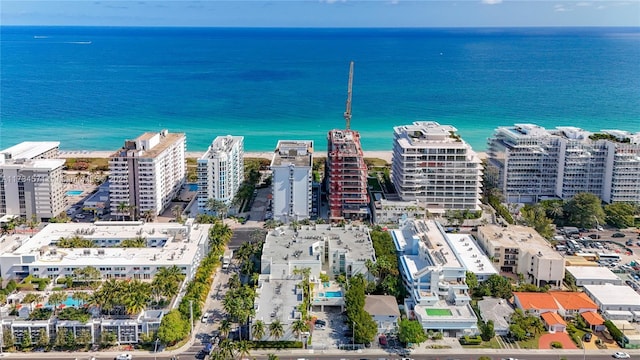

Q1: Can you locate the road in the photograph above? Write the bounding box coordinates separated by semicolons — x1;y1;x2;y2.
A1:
6;352;635;360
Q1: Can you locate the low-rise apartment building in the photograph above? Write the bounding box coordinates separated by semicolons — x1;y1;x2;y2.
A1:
0;142;65;222
565;266;623;287
476;224;564;287
270;140;313;222
0;220;210;283
197;135;244;213
584;284;640;321
253;224;375;340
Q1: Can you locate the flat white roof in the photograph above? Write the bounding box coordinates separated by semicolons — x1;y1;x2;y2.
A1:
478;224;563;260
566;266;621;281
2;221;210;267
254;278;299;325
447;233;497;277
0;141;59;160
584;284;640;306
0;158;65;170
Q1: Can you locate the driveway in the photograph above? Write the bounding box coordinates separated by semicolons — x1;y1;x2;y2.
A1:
538;332;578;349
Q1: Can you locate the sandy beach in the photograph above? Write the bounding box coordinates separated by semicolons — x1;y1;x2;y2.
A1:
58;150;485;163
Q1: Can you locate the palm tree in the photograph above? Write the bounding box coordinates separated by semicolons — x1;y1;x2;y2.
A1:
206;198;229;219
27;214;39;237
219;318;232;339
171;204;183;223
251;320;266;341
117;202;128;221
71;291;90;307
142;209;155;223
267;354;279;360
291;319;308;341
268;319;284;340
235;340;251;360
127;204;137;221
218;338;235;360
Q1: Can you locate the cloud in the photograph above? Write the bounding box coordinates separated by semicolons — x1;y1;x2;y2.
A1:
320;0;346;3
576;2;592;6
389;0;400;4
481;0;503;4
554;4;569;12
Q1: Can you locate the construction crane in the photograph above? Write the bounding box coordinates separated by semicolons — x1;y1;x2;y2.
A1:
343;61;354;130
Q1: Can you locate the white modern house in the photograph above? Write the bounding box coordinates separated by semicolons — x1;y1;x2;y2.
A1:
391;219;494;336
487;124;640;204
270;140;313;222
197;135;244;212
391;121;483;215
109;130;186;218
0;142;65;222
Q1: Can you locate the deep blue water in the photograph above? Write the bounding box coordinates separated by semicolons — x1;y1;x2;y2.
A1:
1;26;639;152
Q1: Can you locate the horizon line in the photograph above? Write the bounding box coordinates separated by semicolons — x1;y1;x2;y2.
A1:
2;25;640;29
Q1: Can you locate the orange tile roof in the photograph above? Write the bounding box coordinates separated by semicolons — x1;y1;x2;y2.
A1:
581;311;605;326
514;292;559;311
541;311;567;326
550;291;598;310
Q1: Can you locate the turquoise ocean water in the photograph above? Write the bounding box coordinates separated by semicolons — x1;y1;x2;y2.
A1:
1;26;639;152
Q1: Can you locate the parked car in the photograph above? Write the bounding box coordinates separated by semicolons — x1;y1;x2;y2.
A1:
201;312;210;323
589;234;601;239
613;232;626;238
75;213;86;219
115;354;132;360
583;332;592;342
379;335;388;346
613;352;630;359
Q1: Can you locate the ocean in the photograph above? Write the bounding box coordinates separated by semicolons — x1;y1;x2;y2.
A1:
1;26;639;152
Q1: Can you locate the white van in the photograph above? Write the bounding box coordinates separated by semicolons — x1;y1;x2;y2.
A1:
201;312;210;323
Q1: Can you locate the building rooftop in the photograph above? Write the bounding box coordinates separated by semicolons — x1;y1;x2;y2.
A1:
364;295;400;317
271;140;313;167
565;266;621;282
477;224;562;260
2;221;209;267
549;291;598;310
581;311;604;326
541;311;566;326
514;292;559;311
328;129;364;156
478;297;514;331
446;233;498;277
262;224;374;269
111;131;185;159
254;278;300;325
0;158;65;170
0;141;60;161
200;135;244;160
584;284;640;306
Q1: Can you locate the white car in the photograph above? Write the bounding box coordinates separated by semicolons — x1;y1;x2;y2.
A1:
201;312;210;323
614;352;631;359
115;354;132;360
75;213;86;219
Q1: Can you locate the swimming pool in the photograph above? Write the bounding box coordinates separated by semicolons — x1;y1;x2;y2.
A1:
66;190;83;196
323;291;343;298
188;183;198;191
47;295;81;308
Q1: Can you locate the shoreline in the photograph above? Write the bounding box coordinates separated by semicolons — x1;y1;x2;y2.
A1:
58;150;486;163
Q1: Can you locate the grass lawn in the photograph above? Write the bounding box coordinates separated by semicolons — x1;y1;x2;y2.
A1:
64;157;109;172
368;177;382;191
425;308;453;316
517;333;543;349
461;338;501;349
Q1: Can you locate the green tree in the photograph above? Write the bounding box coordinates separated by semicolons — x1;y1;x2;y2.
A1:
36;328;49;348
206;198;229;219
398;319;428;345
219;318;232;339
20;331;32;349
157;310;189;345
48;291;67;314
480;320;495;341
564;192;605;228
291;319;309;341
269;319;284;340
251;320;266;340
520;204;555;239
235;340;251;360
466;271;478;296
267;354;279;360
604;202;636;229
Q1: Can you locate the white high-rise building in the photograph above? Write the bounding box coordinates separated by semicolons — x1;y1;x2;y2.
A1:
109;130;186;218
487;124;640;204
0;142;65;222
197;135;244;213
391;121;483;214
270;140;313;223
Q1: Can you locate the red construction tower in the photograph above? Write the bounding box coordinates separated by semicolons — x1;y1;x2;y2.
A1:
326;61;370;221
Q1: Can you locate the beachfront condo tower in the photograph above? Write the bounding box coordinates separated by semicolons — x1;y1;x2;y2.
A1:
109;130;186;218
487;124;640;204
391;121;483;215
270;140;313;222
197;135;244;213
326;129;370;221
0;142;65;222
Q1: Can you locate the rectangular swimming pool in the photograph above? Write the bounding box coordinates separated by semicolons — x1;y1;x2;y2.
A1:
324;291;343;298
425;308;452;316
66;190;83;196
